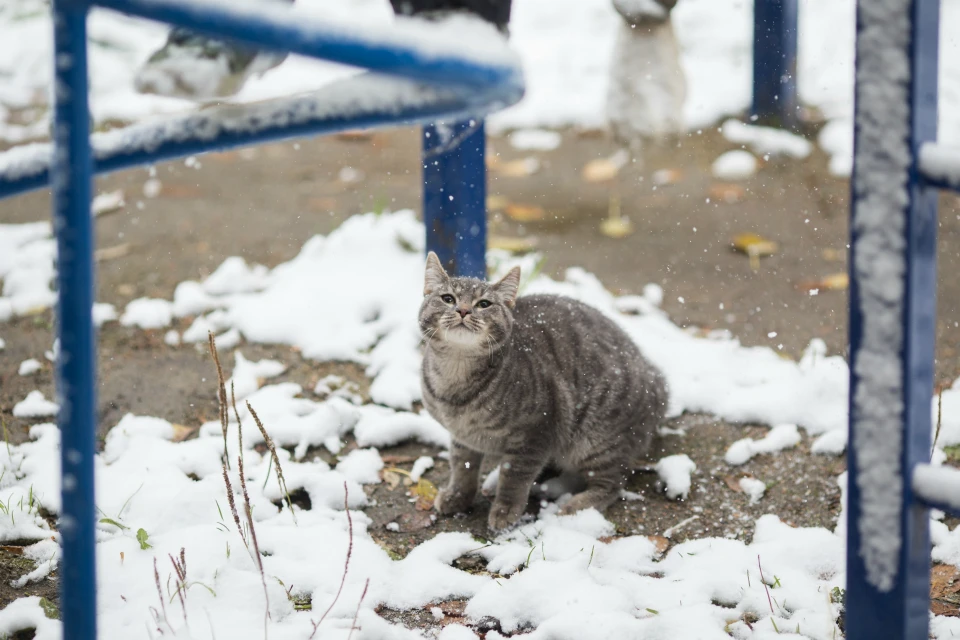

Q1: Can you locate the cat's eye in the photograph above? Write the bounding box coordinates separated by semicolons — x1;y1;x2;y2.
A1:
441;294;455;304
476;300;492;309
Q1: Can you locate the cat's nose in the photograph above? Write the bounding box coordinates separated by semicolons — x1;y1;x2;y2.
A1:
456;308;471;318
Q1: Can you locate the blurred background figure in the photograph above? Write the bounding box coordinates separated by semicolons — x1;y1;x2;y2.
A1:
606;0;686;160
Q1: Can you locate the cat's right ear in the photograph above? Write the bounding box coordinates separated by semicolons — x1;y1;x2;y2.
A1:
424;251;449;295
493;266;521;307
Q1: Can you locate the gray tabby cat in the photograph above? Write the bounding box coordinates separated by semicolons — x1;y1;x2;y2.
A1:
419;252;668;530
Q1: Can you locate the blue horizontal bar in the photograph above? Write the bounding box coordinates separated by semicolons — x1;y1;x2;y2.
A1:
0;74;522;198
91;0;522;93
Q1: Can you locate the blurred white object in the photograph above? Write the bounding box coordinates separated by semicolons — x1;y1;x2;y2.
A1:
607;4;686;154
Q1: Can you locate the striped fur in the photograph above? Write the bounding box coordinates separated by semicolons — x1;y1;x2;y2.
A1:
419;253;668;530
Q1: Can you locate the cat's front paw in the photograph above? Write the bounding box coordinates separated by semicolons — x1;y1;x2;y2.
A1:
487;500;525;532
434;485;474;515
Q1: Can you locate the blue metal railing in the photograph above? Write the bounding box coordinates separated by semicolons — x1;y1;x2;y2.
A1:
752;0;798;125
0;1;522;637
846;0;960;638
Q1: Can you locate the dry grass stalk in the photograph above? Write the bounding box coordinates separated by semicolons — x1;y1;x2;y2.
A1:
152;557;169;634
347;578;370;640
169;548;188;624
934;386;945;454
208;331;231;470
248;401;297;525
221;466;247;547
209;331;270;638
232;383;271;633
309;482;354;639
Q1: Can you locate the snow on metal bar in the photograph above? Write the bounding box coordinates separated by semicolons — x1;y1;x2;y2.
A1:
919;142;960;192
94;0;521;91
0;74;522;197
849;0;913;593
913;463;960;515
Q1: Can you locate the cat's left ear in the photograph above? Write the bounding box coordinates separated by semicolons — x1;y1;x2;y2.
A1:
493;266;521;307
424;251;449;295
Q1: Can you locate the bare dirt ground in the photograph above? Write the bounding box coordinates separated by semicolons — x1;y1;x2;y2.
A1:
2;124;960;629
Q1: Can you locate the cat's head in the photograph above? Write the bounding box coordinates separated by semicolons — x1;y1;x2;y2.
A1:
418;251;521;352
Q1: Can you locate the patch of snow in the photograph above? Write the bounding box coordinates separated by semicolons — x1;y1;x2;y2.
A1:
711;149;757;180
18;359;41;376
0;597;61;639
439;624;479;640
725;424;801;466
92;189;125;216
920;143;960;190
738;477;766;504
44;338;58;363
913;464;960;513
163;329;180;346
721;119;812;159
93;302;117;327
655;454;696;500
213;327;241;350
335;448;383;485
203;256;270;296
12;390;59;418
818;118;854;177
225;351;286;401
410;456;435;482
812;429;847;455
507;129;562;151
120;297;173;329
172;280;222;317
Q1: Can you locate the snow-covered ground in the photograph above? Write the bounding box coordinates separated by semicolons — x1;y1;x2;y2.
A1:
3;211;960;638
1;0;959;174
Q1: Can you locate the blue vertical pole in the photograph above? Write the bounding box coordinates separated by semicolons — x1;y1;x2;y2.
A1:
422;119;487;278
845;0;939;638
752;0;798;125
51;1;98;638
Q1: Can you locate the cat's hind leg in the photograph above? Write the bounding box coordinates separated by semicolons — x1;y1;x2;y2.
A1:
559;445;630;515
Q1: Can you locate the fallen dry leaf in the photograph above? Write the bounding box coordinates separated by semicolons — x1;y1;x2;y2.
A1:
95;243;130;263
487;194;510;211
489;235;538;253
821;248;846;262
504;203;545;222
413;478;439;511
819;273;849;290
381;469;402;491
647;535;670;556
731;232;778;270
396;510;435;532
583;149;630;183
797;272;849;293
652;168;683;186
160;184;204;199
709;183;746;204
492;157;541;178
306;196;338;212
723;475;743;493
931;564;960;616
381;454;417;465
0;546;24;555
600;215;633;239
171;423;199;443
